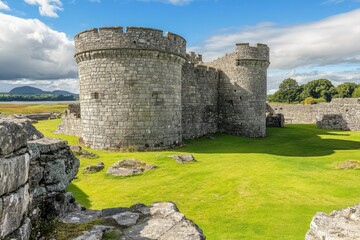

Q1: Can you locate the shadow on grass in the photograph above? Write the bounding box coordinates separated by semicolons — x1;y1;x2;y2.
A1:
67;183;92;209
178;124;360;157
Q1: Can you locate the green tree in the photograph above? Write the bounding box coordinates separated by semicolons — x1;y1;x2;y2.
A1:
268;78;303;103
334;82;358;98
353;86;360;98
300;79;336;102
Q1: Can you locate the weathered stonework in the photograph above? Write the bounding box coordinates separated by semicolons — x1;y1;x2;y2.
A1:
72;26;270;150
306;204;360;240
56;103;82;137
75;27;186;150
0;118;80;240
268;98;360;131
206;43;270;137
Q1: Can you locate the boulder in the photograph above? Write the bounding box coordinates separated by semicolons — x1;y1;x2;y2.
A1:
71;145;98;159
0;185;30;238
333;160;360;170
70;145;82;153
169;154;197;164
0;119;43;156
0;154;30;196
106;159;156;177
306;204;360;240
83;162;105;173
61;202;206;240
74;225;115;240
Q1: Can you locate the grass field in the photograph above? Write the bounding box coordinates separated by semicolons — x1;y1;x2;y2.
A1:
34;118;360;240
0;103;68;114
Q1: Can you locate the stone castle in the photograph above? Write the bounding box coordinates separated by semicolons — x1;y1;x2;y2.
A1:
73;26;270;150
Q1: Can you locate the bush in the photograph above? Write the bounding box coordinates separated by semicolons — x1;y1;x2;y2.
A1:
303;97;326;105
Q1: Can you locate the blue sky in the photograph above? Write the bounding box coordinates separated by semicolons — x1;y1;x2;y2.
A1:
0;0;360;93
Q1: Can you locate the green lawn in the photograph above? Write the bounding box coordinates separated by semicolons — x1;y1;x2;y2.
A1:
35;119;360;240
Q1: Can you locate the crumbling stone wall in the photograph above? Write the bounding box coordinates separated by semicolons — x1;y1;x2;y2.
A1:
0;118;80;240
56;103;82;137
268;98;360;131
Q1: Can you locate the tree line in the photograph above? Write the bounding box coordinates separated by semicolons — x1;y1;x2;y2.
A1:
268;79;360;104
0;94;79;102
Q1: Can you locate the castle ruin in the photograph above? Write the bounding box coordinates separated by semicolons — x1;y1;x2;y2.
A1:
73;26;270;150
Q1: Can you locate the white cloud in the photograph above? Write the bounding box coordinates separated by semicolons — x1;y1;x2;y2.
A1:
0;13;77;90
190;9;360;92
0;1;10;10
24;0;63;18
193;9;360;70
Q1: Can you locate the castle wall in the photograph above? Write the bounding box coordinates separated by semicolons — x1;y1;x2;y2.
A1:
206;44;270;137
181;62;219;139
75;27;186;150
72;25;272;149
56;103;82;137
268;98;360;131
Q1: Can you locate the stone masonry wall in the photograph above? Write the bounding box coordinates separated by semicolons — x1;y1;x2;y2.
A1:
0;118;80;240
75;27;186;150
268;98;360;131
181;60;220;139
206;43;270;137
71;25;271;150
56;103;82;137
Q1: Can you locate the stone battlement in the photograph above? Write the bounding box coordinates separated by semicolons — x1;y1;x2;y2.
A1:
74;26;187;58
236;43;270;62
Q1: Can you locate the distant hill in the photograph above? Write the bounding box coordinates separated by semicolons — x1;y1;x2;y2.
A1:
10;86;44;95
9;86;78;96
51;90;77;96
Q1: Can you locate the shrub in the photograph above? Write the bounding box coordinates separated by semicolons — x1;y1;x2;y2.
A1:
303;97;326;105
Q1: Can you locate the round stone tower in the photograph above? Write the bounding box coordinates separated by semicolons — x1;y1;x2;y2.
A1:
207;43;270;137
74;26;186;150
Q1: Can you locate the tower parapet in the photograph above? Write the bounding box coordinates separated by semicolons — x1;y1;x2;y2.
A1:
75;26;186;150
206;43;270;138
235;43;269;62
74;26;186;58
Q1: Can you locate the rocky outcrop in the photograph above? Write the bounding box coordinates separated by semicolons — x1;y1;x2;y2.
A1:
107;159;156;177
0;118;80;240
62;202;206;240
83;162;105;173
306;204;360;240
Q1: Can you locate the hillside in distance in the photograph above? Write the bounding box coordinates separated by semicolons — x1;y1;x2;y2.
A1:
9;86;78;96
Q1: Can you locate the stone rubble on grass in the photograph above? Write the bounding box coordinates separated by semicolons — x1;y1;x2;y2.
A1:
332;160;360;170
74;225;115;240
83;162;105;174
70;145;98;159
61;202;206;240
106;159;156;177
169;154;197;164
306;203;360;240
